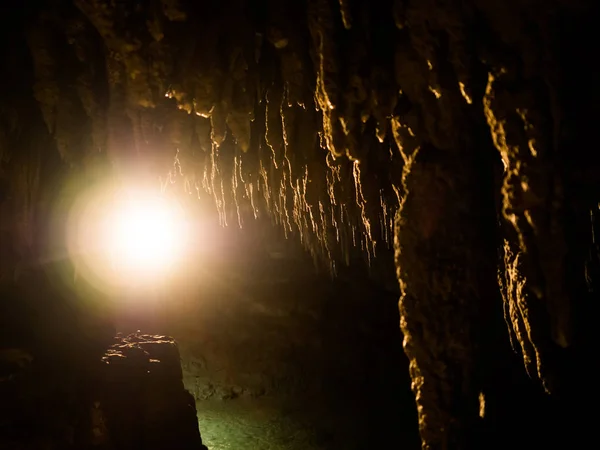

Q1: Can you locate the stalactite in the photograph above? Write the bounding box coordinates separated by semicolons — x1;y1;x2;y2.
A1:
395;142;492;449
3;1;597;448
27;18;60;136
159;0;187;22
307;0;344;159
483;68;569;392
338;0;353;30
54;89;89;166
265;86;284;169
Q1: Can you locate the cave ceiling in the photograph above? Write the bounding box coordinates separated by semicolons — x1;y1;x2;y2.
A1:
1;0;598;448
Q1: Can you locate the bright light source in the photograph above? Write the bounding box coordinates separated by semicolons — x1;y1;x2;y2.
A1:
67;182;190;292
106;190;188;277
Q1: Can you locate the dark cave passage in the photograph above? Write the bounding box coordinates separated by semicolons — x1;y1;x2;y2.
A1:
115;224;420;449
2;221;587;449
1;222;421;450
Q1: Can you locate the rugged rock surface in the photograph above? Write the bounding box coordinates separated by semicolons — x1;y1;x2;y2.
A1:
172;247;420;448
1;1;599;448
0;330;207;450
99;333;208;450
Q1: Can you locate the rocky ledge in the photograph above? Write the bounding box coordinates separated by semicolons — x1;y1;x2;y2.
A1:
1;333;208;450
97;333;208;450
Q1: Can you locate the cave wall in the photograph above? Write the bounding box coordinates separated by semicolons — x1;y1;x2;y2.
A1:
2;1;599;448
163;234;420;448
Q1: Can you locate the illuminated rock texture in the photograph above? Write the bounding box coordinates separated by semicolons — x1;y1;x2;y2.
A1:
1;0;598;448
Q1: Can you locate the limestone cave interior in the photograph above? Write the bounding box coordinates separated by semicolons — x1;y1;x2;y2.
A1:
0;0;598;449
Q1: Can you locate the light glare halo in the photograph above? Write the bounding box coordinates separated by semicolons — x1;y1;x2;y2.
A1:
104;189;188;278
66;182;190;293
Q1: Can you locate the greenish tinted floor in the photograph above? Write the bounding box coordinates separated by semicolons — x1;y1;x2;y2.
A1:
196;399;358;450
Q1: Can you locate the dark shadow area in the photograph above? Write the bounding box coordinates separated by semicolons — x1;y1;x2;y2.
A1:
114;223;421;449
1;0;598;448
1;221;596;449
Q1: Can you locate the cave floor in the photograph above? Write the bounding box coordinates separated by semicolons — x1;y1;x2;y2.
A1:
196;398;338;450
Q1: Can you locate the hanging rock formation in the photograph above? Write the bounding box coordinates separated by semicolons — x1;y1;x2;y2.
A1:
1;0;598;448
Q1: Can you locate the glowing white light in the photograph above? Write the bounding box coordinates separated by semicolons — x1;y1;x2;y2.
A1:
66;181;192;293
105;190;188;278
